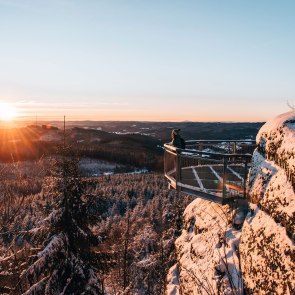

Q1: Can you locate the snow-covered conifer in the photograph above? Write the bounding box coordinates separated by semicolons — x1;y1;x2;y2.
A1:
20;152;103;295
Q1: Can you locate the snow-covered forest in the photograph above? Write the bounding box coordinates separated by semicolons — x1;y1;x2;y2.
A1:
0;156;193;294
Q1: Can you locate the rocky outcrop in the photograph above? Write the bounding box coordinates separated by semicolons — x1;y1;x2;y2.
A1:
240;111;295;294
167;199;244;294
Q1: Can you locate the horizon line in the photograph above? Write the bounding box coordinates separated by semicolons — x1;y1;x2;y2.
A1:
1;119;266;124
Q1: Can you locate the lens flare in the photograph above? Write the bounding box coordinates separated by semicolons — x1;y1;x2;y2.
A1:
0;102;18;121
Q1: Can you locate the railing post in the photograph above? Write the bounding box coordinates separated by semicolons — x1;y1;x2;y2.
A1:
200;143;203;152
197;143;203;153
243;157;249;198
222;156;228;199
233;142;236;154
199;143;203;165
175;149;181;191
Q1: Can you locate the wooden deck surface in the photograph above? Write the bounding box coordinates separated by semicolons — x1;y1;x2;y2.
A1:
180;164;249;196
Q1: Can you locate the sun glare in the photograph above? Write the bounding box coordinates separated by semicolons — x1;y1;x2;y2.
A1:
0;102;18;121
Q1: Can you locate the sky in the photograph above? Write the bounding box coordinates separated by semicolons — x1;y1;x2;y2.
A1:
0;0;295;122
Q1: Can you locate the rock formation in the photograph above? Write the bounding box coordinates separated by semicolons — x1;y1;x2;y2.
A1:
240;111;295;294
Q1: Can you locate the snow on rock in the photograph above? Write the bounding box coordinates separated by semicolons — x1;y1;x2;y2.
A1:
256;110;295;182
166;264;180;295
167;198;243;294
240;111;295;294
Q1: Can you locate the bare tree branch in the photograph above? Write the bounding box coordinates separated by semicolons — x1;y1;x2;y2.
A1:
287;100;295;110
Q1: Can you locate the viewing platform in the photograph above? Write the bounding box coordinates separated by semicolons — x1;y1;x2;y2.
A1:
164;140;256;205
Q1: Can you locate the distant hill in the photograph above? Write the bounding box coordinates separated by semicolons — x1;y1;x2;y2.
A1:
0;122;263;171
67;121;264;141
15;120;264;141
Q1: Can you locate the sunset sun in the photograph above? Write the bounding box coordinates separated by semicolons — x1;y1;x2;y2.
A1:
0;102;18;121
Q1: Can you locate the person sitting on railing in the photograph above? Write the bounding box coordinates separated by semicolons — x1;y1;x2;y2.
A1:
171;129;185;149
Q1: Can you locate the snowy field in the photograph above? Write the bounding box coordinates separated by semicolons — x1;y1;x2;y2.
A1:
79;158;120;176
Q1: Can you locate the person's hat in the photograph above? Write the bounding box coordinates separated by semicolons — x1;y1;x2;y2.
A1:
172;129;181;135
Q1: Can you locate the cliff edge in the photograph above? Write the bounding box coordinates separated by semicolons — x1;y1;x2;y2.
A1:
240;111;295;294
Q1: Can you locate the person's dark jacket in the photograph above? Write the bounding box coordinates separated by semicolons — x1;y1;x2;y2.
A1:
172;135;182;148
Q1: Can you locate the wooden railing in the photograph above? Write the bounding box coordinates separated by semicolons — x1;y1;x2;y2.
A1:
164;140;256;204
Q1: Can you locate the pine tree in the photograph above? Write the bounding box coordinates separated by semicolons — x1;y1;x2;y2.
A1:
20;152;103;295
